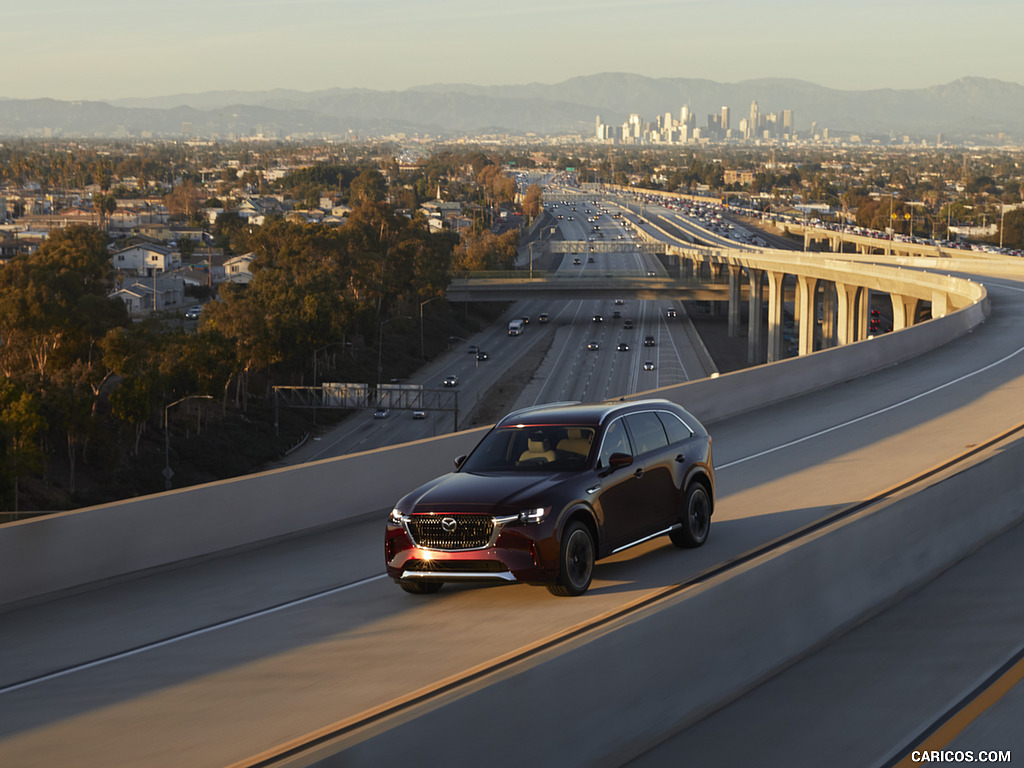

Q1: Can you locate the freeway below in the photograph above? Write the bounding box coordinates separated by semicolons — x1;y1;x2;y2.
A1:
3;194;1024;766
287;198;715;462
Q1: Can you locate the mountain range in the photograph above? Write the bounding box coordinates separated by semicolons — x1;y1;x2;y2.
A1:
1;74;1021;142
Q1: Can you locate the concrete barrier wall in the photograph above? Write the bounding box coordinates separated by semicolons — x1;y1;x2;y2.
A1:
0;285;990;608
0;427;486;607
338;431;1024;767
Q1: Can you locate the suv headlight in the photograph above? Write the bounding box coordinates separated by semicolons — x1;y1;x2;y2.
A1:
518;507;550;524
388;508;407;525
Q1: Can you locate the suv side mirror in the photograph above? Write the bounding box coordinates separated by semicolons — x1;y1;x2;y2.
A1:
608;452;633;469
454;455;467;469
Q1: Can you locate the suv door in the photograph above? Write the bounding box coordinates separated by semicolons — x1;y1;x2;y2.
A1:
592;417;643;551
623;411;677;535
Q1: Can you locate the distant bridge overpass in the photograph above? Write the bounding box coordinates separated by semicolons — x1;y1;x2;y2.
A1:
447;237;984;366
446;271;730;303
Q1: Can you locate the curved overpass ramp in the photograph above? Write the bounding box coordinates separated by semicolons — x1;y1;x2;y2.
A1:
1;243;1024;766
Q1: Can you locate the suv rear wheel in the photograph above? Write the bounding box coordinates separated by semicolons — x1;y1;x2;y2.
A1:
670;483;711;548
547;521;595;596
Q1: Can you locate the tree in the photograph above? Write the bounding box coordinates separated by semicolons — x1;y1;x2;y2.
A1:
349;169;387;205
523;184;543;219
92;193;116;229
165;180;200;220
0;381;46;511
452;229;518;272
1001;208;1024;249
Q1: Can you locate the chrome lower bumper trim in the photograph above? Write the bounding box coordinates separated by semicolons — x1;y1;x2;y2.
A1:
401;570;516;582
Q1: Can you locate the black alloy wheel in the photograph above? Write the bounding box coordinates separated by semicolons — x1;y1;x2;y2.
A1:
548;521;595;597
670;483;711;548
398;579;444;595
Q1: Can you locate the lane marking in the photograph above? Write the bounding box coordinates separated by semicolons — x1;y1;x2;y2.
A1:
0;574;387;696
717;341;1024;471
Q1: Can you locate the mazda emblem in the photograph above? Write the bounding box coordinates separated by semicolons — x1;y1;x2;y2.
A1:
441;517;457;533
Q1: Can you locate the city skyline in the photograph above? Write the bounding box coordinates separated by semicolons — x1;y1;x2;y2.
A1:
4;0;1023;102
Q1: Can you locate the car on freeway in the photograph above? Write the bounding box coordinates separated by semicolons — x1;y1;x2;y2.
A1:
623;319;634;329
538;312;550;324
644;335;656;347
666;308;677;318
613;299;624;305
643;361;655;371
587;257;595;263
412;410;427;420
384;399;715;596
592;314;604;323
573;258;582;265
467;345;478;354
646;270;656;277
185;305;202;320
374;407;390;419
586;341;600;351
476;351;489;361
617;342;629;351
612;310;621;319
443;375;459;387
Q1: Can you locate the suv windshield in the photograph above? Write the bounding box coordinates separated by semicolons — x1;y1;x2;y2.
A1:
461;425;596;472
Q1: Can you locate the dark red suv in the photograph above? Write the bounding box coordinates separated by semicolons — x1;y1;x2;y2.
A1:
384;399;714;596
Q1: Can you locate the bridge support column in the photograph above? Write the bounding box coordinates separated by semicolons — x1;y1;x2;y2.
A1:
835;282;863;346
766;270;785;363
820;282;837;348
931;288;950;319
796;274;817;356
728;265;743;338
747;268;766;364
890;293;919;331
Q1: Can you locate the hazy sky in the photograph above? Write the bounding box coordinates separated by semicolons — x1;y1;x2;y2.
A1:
5;0;1022;101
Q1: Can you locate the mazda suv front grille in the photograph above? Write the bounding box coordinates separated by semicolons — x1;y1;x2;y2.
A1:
408;513;494;550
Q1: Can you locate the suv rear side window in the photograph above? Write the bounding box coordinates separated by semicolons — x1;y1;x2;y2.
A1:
656;411;694;445
624;411;669;455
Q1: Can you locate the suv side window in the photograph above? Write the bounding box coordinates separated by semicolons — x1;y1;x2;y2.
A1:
657;411;694;445
624;411;669;455
597;418;632;468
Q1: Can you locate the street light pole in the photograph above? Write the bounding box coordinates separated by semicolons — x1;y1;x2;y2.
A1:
164;395;214;491
311;341;347;424
419;297;444;359
377;315;412;391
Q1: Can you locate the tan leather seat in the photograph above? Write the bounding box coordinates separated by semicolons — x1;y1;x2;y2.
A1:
519;435;556;464
557;428;593;459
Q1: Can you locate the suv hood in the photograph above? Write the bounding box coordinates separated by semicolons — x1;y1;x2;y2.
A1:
403;471;570;513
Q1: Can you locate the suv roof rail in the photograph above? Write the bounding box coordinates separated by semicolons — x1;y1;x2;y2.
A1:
501;401;581;422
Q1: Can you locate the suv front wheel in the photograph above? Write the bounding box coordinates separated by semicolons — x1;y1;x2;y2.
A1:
398;579;443;595
547;521;595;597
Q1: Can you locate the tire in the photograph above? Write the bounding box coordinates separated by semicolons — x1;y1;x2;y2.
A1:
398;579;443;595
670;483;711;548
547;521;595;596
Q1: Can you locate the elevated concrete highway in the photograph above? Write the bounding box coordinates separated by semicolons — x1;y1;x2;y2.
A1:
1;192;1023;767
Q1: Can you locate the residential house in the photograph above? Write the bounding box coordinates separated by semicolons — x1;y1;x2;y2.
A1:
223;252;255;285
112;242;181;277
109;274;186;315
